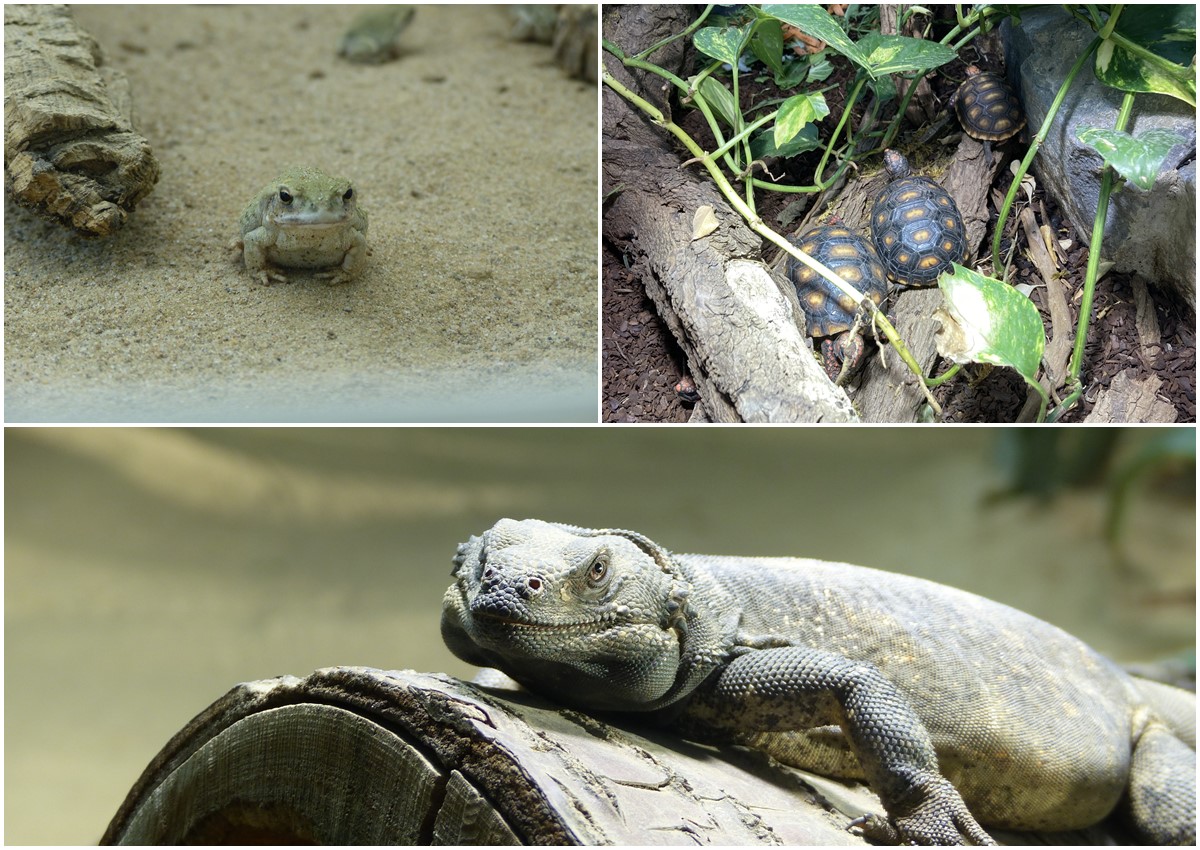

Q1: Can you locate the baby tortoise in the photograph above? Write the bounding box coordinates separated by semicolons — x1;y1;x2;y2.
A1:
870;150;968;287
787;224;889;384
953;65;1025;143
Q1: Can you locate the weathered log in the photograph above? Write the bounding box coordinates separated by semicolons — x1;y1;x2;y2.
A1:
101;667;867;845
1085;371;1178;423
602;5;856;423
4;4;160;236
102;667;1126;846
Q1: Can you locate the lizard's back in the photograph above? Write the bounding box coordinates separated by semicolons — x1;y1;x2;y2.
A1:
680;554;1164;829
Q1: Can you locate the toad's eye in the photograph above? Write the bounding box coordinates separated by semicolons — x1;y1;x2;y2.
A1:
586;553;608;586
279;189;293;204
343;188;354;201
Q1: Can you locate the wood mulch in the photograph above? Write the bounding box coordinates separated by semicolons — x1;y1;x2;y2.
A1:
602;241;691;422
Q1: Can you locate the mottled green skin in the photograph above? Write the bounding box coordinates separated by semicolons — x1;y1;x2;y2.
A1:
339;6;415;64
235;167;368;286
443;519;1197;846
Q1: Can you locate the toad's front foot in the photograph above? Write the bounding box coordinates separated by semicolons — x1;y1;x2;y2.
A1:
314;269;353;286
254;268;289;286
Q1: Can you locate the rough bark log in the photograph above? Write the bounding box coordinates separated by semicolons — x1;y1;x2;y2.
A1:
101;667;1128;846
602;5;856;422
100;667;865;845
4;4;160;236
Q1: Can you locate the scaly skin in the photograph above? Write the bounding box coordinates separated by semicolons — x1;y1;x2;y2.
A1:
442;519;1197;846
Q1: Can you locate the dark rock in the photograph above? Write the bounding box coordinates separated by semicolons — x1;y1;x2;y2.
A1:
1005;7;1195;309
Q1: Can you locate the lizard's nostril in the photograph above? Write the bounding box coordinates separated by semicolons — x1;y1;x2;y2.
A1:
527;578;542;591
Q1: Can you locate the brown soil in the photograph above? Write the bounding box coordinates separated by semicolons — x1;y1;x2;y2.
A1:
601;240;691;422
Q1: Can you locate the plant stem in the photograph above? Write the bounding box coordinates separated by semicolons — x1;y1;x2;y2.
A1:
1049;90;1134;421
749;158;852;193
991;37;1102;275
633;4;714;60
924;362;962;388
813;75;866;184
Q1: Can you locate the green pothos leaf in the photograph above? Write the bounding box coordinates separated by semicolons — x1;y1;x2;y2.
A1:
934;264;1046;391
774;93;829;150
1078;127;1186;190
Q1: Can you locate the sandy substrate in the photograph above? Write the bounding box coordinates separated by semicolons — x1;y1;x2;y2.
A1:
4;5;598;422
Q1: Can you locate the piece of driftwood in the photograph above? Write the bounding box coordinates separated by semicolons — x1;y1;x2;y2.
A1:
101;666;1126;846
1084;371;1177;423
4;5;160;236
603;5;856;423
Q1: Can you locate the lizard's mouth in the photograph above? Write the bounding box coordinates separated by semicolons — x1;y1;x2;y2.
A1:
470;609;611;631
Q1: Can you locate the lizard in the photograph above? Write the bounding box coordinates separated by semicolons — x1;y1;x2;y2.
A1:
441;518;1197;846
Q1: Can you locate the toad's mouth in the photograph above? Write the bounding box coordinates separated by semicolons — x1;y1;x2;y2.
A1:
272;214;350;227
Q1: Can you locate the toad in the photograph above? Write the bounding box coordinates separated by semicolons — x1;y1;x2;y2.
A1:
233;167;369;285
339;6;415;64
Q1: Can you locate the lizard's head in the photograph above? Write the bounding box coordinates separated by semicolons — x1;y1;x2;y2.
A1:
441;518;699;711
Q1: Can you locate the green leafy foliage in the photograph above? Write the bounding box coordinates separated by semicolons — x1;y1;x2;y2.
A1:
749;20;785;77
1077;127;1187;190
774;93;830;149
1096;6;1196;105
751;124;820;159
693;75;739;130
694;23;754;66
934;265;1046;391
759;4;865;66
806;55;834;82
758;5;956;77
853;31;958;75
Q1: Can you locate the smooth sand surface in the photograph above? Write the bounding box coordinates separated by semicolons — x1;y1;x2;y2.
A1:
4;5;598;422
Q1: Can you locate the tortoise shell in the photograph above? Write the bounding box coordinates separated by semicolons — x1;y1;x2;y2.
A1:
786;225;888;338
954;69;1025;143
870;150;968;287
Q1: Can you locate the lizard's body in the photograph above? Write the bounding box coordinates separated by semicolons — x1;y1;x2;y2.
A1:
441;519;1196;845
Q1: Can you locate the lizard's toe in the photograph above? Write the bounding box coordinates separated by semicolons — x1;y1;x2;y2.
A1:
850;775;996;846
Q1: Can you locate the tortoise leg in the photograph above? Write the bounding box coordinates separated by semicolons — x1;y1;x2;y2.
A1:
821;333;865;385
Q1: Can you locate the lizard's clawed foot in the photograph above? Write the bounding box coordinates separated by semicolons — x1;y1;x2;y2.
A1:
847;775;996;846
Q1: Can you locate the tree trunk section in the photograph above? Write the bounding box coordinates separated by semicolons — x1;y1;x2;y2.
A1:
101;667;868;845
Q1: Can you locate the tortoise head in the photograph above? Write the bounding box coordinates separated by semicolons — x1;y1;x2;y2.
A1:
882;149;911;179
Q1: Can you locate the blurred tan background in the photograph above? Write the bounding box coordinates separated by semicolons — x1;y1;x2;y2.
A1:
5;427;1194;843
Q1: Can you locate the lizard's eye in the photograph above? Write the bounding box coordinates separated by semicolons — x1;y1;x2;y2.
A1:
586;553;608;586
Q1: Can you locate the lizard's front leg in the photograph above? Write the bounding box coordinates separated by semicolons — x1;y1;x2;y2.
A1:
688;646;996;846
